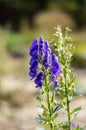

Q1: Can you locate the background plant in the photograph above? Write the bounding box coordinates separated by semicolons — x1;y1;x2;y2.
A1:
52;26;83;130
29;26;86;130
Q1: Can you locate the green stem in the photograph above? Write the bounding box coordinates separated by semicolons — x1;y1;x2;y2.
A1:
47;93;53;130
44;72;53;130
64;70;71;130
66;89;71;130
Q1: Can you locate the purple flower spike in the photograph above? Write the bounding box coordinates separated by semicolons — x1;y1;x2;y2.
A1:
29;36;61;89
51;54;61;87
30;38;38;57
45;41;51;54
43;51;51;67
35;71;44;88
51;54;61;76
29;60;38;79
30;57;37;65
29;70;37;80
30;60;38;71
43;41;51;67
39;36;45;55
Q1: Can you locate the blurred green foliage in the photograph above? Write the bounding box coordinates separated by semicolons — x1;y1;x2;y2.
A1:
5;30;86;67
72;42;86;68
6;33;25;58
73;54;86;68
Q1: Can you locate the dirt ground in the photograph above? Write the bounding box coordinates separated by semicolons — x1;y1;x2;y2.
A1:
0;92;86;130
0;69;86;130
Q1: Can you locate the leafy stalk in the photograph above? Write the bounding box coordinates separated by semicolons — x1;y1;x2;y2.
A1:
34;26;82;130
44;70;53;130
64;67;71;130
53;26;74;130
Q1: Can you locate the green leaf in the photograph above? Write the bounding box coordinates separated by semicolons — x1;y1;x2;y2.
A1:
57;87;63;93
52;103;63;113
40;104;46;109
45;85;49;94
60;122;68;129
72;106;81;114
76;125;81;130
71;106;81;120
78;125;86;130
52;113;58;121
35;115;49;125
36;92;45;101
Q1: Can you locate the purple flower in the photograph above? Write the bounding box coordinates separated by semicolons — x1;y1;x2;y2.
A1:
71;122;76;128
39;36;45;55
51;54;61;76
30;38;38;57
30;60;38;72
51;54;61;88
29;38;39;80
29;70;37;80
45;41;51;54
30;57;37;65
35;71;44;88
29;60;38;79
51;75;57;82
29;36;61;89
54;80;58;88
43;41;51;67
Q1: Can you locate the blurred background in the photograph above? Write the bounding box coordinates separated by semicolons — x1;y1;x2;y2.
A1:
0;0;86;130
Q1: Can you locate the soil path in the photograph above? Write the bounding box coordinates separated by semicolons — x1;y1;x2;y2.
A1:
0;69;86;130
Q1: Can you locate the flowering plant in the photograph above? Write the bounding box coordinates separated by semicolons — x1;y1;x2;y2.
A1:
29;26;85;130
